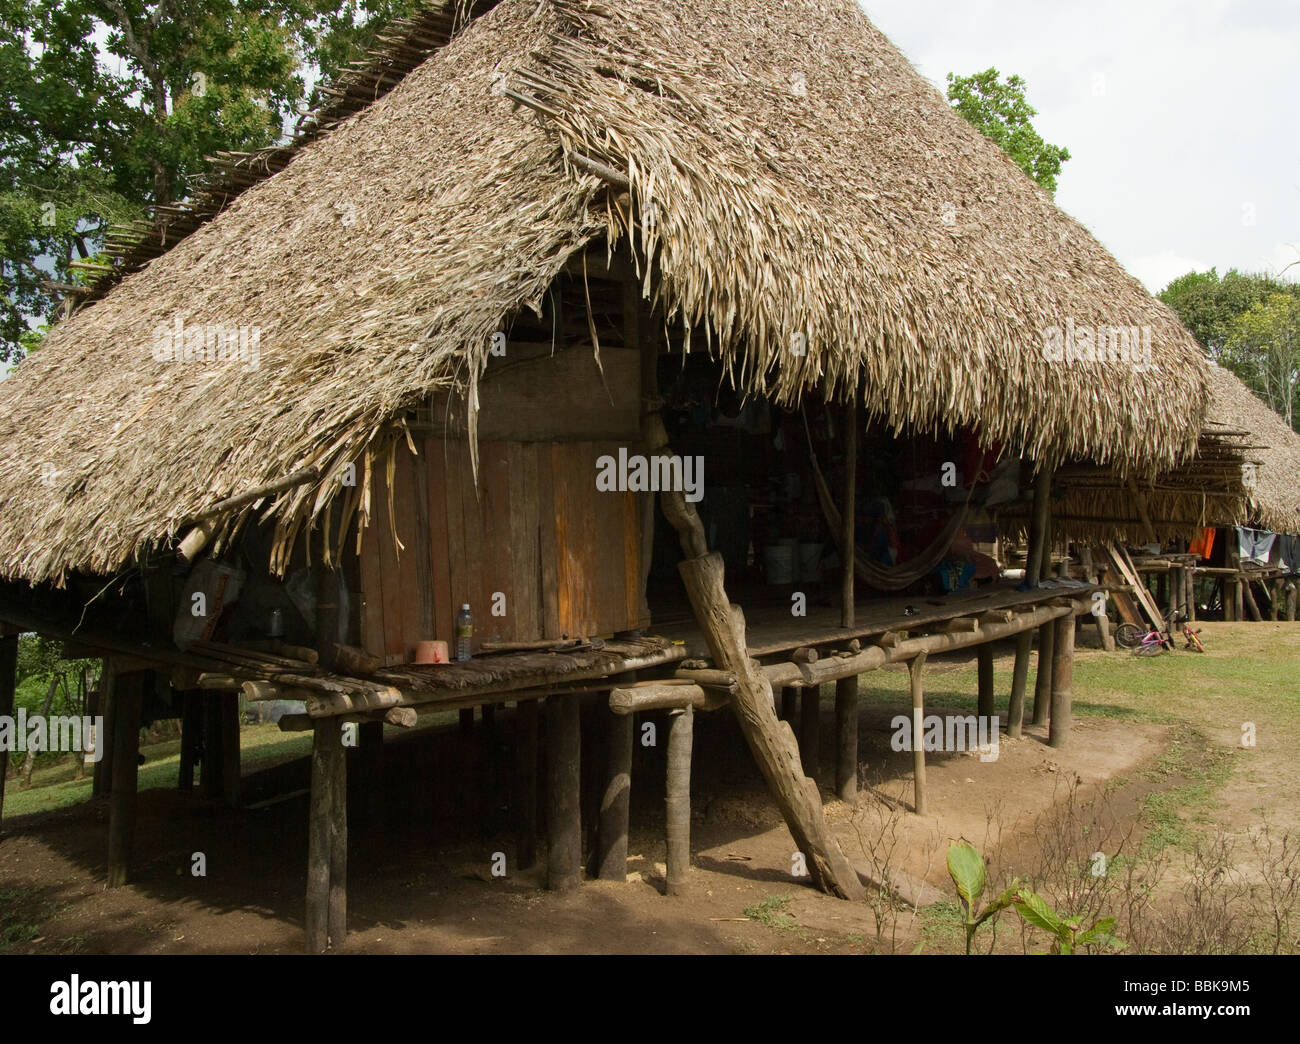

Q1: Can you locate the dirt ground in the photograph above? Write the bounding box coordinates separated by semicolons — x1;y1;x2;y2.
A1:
1;639;1197;955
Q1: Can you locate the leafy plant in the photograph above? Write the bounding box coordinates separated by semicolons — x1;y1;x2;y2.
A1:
946;839;1125;954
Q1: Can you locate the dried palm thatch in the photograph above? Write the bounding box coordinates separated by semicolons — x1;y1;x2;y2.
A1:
1004;364;1300;543
0;0;1210;584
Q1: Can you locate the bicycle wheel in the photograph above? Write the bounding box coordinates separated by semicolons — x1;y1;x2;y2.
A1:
1187;632;1205;653
1134;642;1166;656
1115;622;1143;648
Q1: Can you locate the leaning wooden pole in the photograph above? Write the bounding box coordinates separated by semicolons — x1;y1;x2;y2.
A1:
648;415;864;899
909;652;928;815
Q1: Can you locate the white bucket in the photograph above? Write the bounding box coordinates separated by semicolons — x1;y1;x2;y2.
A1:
764;544;796;584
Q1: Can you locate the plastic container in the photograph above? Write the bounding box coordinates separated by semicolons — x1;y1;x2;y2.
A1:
455;604;473;662
764;544;795;585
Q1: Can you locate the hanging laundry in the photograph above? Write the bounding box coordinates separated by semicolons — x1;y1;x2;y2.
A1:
1237;527;1277;564
1187;527;1215;559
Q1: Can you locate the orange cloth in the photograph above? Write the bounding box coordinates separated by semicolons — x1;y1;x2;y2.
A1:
1187;528;1215;559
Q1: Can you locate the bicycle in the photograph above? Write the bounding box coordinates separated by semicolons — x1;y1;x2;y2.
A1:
1115;612;1204;654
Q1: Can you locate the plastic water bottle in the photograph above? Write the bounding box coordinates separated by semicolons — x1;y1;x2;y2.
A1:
456;604;473;662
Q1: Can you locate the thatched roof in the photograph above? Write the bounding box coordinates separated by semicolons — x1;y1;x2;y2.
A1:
0;0;1210;584
1008;364;1300;543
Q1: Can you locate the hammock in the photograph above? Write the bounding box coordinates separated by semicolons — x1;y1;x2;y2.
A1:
803;413;980;592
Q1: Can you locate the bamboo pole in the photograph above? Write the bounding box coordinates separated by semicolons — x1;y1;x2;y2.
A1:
1032;618;1055;726
909;652;928;815
841;396;856;628
665;705;694;895
1024;463;1052;585
1049;613;1075;749
1007;631;1032;739
977;645;995;721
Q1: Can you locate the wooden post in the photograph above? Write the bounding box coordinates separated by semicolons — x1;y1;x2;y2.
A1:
107;671;144;887
909;652;928;815
1032;618;1055;726
597;689;634;881
221;692;241;807
1243;576;1262;621
546;694;581;892
459;707;474;733
93;660;116;798
514;699;540;870
1025;464;1052;585
834;675;858;803
1049;612;1075;749
1286;580;1297;622
665;705;694;895
178;691;200;790
358;719;384;835
841;396;856;628
977;644;995;721
201;691;222;800
799;688;821;784
1187;569;1198;622
649;421;862;899
1269;579;1281;622
0;632;16;830
306;718;347;952
1007;630;1032;739
781;685;797;722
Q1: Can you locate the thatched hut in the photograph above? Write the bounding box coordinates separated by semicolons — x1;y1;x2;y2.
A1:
0;0;1243;948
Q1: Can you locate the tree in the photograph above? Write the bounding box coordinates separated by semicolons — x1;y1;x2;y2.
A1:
1226;293;1299;431
1;0;424;363
946;68;1071;194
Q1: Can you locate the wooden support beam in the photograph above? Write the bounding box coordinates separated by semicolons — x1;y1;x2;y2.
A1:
1025;463;1052;584
943;616;980;633
799;688;821;783
221;693;241;807
306;718;347;952
597;685;634;881
834;675;858;804
665;705;694;895
909;653;928;815
1007;631;1032;739
201;692;222;800
93;661;115;798
107;671;144;887
1243;576;1262;621
515;699;540;870
1049;614;1075;749
608;682;729;715
977;645;995;721
178;691;200;790
546;694;582;892
1032;618;1055;726
0;634;16;830
841;395;857;629
1286;581;1297;623
781;685;797;722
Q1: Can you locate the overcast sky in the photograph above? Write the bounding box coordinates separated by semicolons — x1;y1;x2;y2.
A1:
861;0;1300;293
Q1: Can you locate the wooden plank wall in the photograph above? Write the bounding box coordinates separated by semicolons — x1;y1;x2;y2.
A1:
358;438;650;664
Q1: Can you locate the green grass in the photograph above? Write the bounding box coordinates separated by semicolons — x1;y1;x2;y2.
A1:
3;724;314;818
744;893;797;931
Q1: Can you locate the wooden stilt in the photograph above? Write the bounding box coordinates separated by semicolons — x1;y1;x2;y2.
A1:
201;691;222;800
1187;570;1198;622
834;675;858;803
1243;577;1262;621
1049;613;1075;749
459;707;474;733
976;644;995;721
909;652;928;815
665;705;694;895
781;685;797;722
107;671;144;887
93;660;116;799
514;699;539;869
220;692;241;807
1286;581;1297;622
1269;579;1281;622
1032;619;1055;726
841;396;857;629
1007;631;1032;739
597;702;633;881
545;694;581;892
1025;464;1052;586
306;718;346;952
0;632;16;830
178;691;200;790
358;720;384;835
799;688;821;784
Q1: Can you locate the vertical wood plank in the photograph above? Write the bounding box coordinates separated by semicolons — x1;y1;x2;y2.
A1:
107;671;143;887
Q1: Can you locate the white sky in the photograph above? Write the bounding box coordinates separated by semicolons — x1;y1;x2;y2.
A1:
860;0;1300;293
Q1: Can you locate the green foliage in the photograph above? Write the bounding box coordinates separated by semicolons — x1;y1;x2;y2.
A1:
946;68;1071;194
946;839;1125;954
1159;269;1300;432
0;0;424;362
